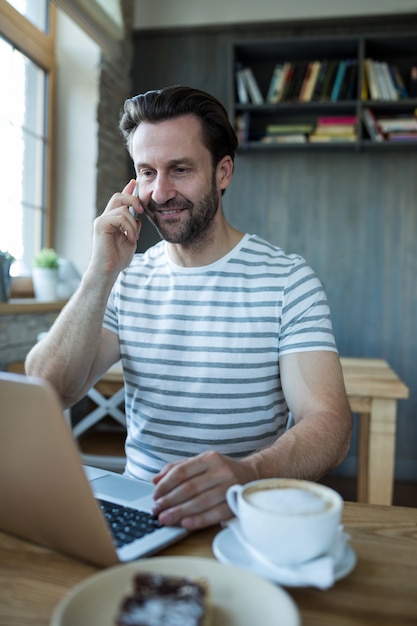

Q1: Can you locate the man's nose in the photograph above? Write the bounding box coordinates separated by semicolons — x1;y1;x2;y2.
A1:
151;172;176;205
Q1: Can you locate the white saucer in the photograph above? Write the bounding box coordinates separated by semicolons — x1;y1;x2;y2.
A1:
212;526;356;587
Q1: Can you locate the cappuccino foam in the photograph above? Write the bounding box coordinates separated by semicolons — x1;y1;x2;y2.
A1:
246;487;328;515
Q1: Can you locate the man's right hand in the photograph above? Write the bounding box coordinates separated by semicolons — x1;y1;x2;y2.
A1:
90;179;143;277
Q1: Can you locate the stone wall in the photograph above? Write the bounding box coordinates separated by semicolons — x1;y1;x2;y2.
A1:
0;310;61;371
96;0;134;215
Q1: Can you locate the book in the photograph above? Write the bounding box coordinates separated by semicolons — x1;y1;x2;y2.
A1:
235;67;249;104
266;123;315;135
266;64;284;103
373;61;398;101
261;133;307;144
344;61;358;100
298;62;314;101
362;107;385;141
337;59;354;100
364;59;380;100
386;132;417;141
361;63;369;100
273;62;293;102
377;117;417;133
235;113;249;145
317;116;358;126
280;63;296;101
373;61;390;100
319;60;338;101
389;65;409;99
409;65;417;98
311;59;328;101
314;127;356;137
291;61;309;101
285;62;304;100
330;61;347;102
313;116;357;139
300;60;321;102
380;62;398;100
243;67;264;104
309;134;356;143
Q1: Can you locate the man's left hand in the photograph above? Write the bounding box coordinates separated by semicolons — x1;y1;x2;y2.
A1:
151;450;257;530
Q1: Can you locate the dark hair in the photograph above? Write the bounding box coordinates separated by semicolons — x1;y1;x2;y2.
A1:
119;85;238;167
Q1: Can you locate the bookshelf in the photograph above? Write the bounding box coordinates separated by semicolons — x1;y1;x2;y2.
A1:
231;33;417;150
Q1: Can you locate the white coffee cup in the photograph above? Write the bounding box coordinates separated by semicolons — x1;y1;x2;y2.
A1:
226;478;343;567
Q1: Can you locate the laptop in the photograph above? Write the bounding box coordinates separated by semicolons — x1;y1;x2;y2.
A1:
0;371;188;567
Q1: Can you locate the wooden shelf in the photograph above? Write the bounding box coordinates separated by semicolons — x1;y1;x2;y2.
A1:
231;33;417;151
0;300;67;315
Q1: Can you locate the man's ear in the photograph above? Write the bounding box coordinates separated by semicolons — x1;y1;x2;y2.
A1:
216;155;234;192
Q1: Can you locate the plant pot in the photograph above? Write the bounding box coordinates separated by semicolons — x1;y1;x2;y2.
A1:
0;254;13;302
32;267;58;302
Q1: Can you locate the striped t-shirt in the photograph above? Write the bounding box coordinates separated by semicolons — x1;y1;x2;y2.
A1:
103;233;337;481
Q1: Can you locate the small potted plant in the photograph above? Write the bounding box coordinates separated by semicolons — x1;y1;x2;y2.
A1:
32;248;60;301
0;250;15;302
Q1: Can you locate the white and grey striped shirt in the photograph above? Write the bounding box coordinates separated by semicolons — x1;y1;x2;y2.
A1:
103;233;337;481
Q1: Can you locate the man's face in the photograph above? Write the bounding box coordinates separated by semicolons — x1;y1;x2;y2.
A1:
131;114;222;246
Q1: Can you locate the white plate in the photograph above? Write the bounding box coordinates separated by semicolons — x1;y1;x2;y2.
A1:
50;556;300;626
213;527;356;587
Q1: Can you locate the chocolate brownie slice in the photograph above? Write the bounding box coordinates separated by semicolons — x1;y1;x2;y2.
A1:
115;571;210;626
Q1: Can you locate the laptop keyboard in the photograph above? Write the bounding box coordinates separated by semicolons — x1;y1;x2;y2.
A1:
98;499;163;548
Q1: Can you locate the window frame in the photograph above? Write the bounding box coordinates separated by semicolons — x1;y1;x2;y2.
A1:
0;0;56;252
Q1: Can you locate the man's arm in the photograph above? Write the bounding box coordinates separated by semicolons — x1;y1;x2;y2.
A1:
151;350;352;529
25;179;142;407
245;350;352;480
25;283;120;408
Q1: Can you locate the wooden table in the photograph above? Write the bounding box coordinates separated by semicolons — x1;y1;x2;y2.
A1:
340;358;409;505
7;357;410;505
1;502;416;626
96;358;409;506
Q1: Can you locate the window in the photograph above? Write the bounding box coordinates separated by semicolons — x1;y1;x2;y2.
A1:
6;0;49;31
0;0;55;276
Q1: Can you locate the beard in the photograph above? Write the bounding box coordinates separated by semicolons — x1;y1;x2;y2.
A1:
143;174;220;246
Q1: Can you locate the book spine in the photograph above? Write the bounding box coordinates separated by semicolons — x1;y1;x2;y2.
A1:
362;107;385;142
345;61;358;100
312;59;328;101
320;60;338;101
364;59;380;100
338;60;352;100
374;62;393;100
235;67;249;104
243;67;264;104
292;62;309;101
301;60;321;102
235;112;250;146
274;62;292;102
286;62;305;101
381;62;398;101
266;64;283;103
280;63;295;101
390;65;408;99
409;65;417;98
318;116;357;125
330;61;347;102
298;62;313;101
387;132;417;141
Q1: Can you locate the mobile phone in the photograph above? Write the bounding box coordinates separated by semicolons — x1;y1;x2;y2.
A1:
129;183;140;219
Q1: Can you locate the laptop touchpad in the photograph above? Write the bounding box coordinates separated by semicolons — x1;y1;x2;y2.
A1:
91;474;153;501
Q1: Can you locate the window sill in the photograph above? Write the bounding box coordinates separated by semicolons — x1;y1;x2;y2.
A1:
0;300;67;315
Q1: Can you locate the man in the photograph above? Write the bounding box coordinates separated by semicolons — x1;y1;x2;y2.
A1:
26;86;352;531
